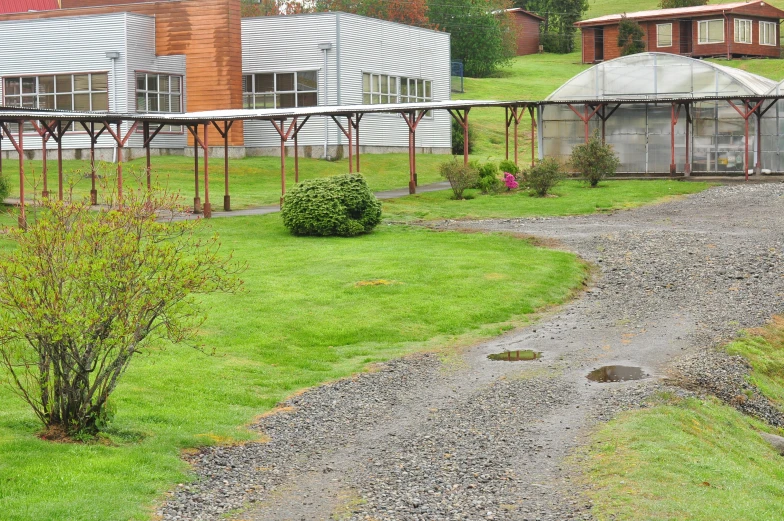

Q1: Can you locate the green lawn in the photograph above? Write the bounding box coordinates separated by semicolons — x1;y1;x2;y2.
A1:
584;317;784;521
0;214;587;521
0;153;446;210
383;180;710;221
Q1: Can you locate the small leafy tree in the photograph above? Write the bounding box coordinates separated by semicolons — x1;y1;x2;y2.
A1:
618;15;645;56
525;158;563;196
0;187;242;438
440;158;479;200
660;0;706;8
451;118;476;155
569;131;621;187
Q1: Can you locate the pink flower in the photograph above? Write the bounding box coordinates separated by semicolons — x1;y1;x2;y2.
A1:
504;172;519;190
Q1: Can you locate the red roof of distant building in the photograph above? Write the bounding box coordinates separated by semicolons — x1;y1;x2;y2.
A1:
576;1;784;26
506;8;545;21
0;0;60;14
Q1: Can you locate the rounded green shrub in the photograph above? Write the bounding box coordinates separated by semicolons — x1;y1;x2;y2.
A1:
281;173;382;237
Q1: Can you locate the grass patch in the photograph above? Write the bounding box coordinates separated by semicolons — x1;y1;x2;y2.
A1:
0;153;446;210
0;214;586;521
585;395;784;521
383;180;710;221
584;316;784;521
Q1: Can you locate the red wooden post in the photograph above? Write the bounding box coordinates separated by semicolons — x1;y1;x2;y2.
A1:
203;122;211;218
223;121;231;211
144;122;151;191
346;115;353;174
670;103;677;176
18;123;25;229
57;120;64;201
116;122;123;203
41;128;49;198
90;122;97;204
463;109;470;166
505;106;510;160
744;100;750;181
528;105;536;168
193;125;201;213
294;132;299;184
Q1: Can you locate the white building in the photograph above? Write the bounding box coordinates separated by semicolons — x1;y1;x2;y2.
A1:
0;5;452;160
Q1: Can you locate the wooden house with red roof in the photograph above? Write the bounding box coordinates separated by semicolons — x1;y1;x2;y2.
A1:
576;2;784;64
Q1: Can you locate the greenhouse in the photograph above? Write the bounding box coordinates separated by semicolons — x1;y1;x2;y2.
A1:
540;53;779;175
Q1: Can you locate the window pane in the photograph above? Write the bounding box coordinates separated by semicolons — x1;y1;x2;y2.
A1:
38;76;55;94
160;94;170;112
4;78;20;96
56;94;72;110
73;74;89;91
74;93;90;110
92;73;108;91
390;79;398;95
137;93;147;111
381;77;388;95
159;75;169;93
363;93;370;104
425;81;432;99
372;93;380;104
256;93;274;108
243;93;254;108
92;92;108;111
22;95;35;108
170;94;181;111
277;73;294;92
372;75;380;94
38;94;55;109
363;73;370;93
298;92;317;107
22;77;36;94
4;96;21;107
148;95;158;112
255;73;274;92
56;75;72;93
137;74;146;91
297;70;318;91
170;76;181;93
242;75;252;93
277;92;295;108
147;75;158;92
400;79;408;97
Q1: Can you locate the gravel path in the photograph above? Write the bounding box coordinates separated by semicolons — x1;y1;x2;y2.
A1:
158;183;784;521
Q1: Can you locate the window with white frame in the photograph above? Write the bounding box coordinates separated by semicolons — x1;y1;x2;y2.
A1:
657;23;672;47
761;21;777;46
698;19;725;44
735;19;752;44
362;73;398;104
400;77;432;104
3;73;108;111
242;71;318;109
136;73;182;113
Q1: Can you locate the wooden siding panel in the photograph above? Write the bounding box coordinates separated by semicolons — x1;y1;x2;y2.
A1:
512;11;541;56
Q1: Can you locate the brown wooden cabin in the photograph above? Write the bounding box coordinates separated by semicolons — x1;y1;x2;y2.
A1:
506;8;545;56
576;2;784;64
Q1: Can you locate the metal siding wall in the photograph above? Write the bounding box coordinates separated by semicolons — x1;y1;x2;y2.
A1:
337;13;452;149
242;14;339;149
124;13;187;150
240;13;451;151
0;13;131;151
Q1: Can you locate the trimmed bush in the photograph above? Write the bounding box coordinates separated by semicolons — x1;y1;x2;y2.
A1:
525;158;563;197
440;158;479;200
498;159;520;177
569;131;621;187
281;174;382;237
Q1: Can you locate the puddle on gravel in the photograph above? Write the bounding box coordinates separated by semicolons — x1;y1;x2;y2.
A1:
487;350;542;362
587;366;646;383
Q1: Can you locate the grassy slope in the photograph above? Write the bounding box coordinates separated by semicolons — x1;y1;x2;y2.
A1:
584;318;784;521
0;215;587;521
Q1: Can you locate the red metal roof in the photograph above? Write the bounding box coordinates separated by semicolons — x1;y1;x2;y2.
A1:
576;1;784;26
506;8;545;22
0;0;60;14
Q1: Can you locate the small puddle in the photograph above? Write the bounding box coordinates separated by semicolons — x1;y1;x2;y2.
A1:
487;350;542;362
587;366;646;383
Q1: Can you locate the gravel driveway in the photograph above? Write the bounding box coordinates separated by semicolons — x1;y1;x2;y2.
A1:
159;183;784;521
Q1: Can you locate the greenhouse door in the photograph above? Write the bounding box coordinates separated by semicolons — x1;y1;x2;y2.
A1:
680;22;692;55
595;28;604;61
